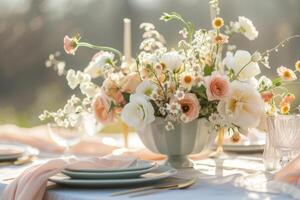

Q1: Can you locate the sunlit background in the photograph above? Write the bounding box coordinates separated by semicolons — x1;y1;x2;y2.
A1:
1;0;300;127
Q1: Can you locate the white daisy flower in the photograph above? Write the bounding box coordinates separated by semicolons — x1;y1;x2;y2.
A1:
180;74;194;89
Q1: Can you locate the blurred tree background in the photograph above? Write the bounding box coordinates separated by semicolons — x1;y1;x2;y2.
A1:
0;0;300;127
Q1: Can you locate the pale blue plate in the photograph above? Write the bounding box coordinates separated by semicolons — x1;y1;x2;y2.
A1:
0;144;25;161
62;164;159;179
49;165;177;188
65;160;154;173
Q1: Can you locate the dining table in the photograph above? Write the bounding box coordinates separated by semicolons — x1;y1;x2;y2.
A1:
0;151;294;200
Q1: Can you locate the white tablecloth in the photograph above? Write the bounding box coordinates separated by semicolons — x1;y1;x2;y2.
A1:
0;153;295;200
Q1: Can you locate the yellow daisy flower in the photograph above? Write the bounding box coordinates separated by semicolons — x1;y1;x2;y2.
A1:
280;104;290;115
212;17;224;29
295;60;300;72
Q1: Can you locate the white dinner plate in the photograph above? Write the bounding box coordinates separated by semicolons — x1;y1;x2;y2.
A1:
214;128;266;153
62;164;159;179
65;160;155;173
222;143;265;153
49;165;177;188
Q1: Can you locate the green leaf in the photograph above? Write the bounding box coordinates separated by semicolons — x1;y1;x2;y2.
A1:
160;13;172;21
191;85;207;99
204;65;213;76
108;101;116;112
272;77;282;87
122;92;131;103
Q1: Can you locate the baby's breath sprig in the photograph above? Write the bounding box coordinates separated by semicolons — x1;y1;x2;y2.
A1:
261;35;300;57
209;0;220;16
45;52;66;76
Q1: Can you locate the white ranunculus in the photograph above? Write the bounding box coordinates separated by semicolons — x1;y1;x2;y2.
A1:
84;51;114;78
217;81;264;129
238;16;258;40
135;80;157;98
160;51;183;72
66;69;79;89
121;94;155;129
223;50;261;81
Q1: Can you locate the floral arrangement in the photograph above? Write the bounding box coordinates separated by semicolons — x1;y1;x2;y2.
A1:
40;2;300;134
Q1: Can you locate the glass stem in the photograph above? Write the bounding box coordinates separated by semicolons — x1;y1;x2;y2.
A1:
63;145;72;158
216;127;225;153
121;121;129;149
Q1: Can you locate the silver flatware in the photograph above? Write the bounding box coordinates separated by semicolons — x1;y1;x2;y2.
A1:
111;177;197;197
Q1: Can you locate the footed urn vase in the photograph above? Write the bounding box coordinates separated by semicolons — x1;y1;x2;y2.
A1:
137;118;211;168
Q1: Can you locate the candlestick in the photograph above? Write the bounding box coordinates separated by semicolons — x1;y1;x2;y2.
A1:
210;6;217;23
123;18;132;65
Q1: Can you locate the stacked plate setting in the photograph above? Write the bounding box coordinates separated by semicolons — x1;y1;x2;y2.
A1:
0;143;38;162
49;160;177;188
0;144;24;161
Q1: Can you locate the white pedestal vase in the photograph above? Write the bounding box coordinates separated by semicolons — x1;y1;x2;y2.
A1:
137;118;212;168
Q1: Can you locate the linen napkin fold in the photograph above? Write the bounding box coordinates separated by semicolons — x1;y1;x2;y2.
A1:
2;155;137;200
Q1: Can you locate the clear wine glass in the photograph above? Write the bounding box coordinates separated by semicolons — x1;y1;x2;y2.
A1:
267;115;300;168
47;118;85;158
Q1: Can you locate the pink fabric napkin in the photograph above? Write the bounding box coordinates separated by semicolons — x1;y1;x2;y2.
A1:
275;154;300;184
3;155;137;200
0;124;116;156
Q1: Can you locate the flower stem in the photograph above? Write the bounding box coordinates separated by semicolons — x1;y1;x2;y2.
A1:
233;60;252;80
149;66;167;101
77;42;122;61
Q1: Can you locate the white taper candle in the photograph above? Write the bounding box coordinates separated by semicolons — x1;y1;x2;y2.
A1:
123;18;132;65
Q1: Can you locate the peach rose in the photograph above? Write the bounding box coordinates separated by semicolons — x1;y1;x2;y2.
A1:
172;93;200;122
205;72;230;101
63;35;78;55
261;91;273;103
102;78;124;105
92;93;114;124
120;72;141;93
